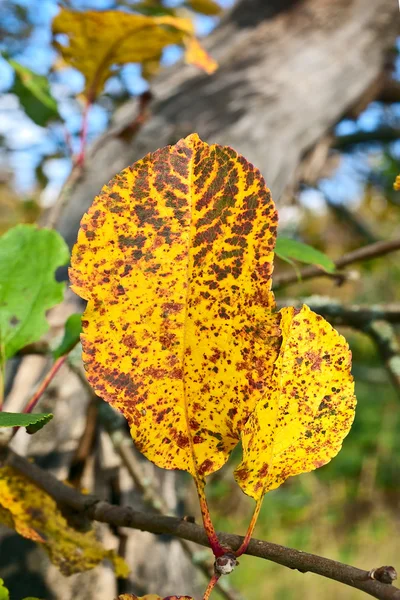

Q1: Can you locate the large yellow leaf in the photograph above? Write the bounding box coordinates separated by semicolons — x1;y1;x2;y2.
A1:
0;467;129;577
70;133;279;481
52;9;215;101
234;305;356;500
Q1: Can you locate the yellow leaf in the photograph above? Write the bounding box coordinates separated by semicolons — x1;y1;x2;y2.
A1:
184;37;217;75
186;0;222;16
394;174;400;191
234;305;356;500
52;9;215;101
70;133;279;482
0;467;129;577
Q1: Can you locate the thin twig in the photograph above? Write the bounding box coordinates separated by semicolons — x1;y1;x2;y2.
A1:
2;449;399;600
68;395;98;487
334;127;400;151
45;162;84;229
10;356;67;438
273;238;400;289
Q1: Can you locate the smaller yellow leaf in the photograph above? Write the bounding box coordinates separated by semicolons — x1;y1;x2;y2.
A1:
187;0;222;15
0;467;129;577
235;305;356;499
184;37;218;74
394;175;400;191
52;9;214;101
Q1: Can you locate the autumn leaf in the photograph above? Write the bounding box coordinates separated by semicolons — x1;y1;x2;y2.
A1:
70;133;279;482
0;467;129;577
184;37;217;75
52;9;216;102
394;174;400;191
234;305;356;500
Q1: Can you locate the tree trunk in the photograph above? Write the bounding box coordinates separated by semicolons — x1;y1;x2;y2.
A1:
59;0;399;248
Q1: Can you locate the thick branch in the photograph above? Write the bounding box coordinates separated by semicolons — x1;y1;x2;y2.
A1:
278;298;400;326
273;238;400;289
2;450;399;600
278;298;400;399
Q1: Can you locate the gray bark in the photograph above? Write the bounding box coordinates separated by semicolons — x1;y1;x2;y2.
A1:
59;0;400;248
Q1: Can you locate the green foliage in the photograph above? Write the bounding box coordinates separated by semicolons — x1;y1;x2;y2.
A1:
53;313;82;359
0;224;69;367
185;0;222;15
275;236;336;273
0;578;41;600
0;579;9;600
5;57;60;127
0;411;53;433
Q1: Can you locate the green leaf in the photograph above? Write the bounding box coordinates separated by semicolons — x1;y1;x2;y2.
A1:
131;2;176;16
275;237;336;273
0;412;53;434
53;313;82;359
5;58;60;127
185;0;222;15
0;578;9;600
0;224;69;367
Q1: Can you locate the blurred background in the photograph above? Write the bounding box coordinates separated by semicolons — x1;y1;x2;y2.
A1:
0;0;400;599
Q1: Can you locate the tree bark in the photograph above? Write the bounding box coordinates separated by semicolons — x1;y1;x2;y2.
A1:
58;0;399;248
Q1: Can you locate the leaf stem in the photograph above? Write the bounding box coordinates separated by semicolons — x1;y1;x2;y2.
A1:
195;479;225;557
203;574;220;600
76;99;91;166
11;355;67;437
235;497;263;557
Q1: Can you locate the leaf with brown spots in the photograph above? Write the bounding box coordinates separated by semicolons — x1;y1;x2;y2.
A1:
0;467;129;577
52;9;216;102
234;305;356;500
70;133;279;485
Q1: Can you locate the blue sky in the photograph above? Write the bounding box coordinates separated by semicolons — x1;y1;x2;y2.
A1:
0;0;234;198
0;0;399;213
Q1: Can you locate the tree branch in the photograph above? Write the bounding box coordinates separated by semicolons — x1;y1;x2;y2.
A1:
277;298;400;400
364;320;400;401
273;238;400;289
334;127;400;151
1;449;398;600
277;298;400;327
